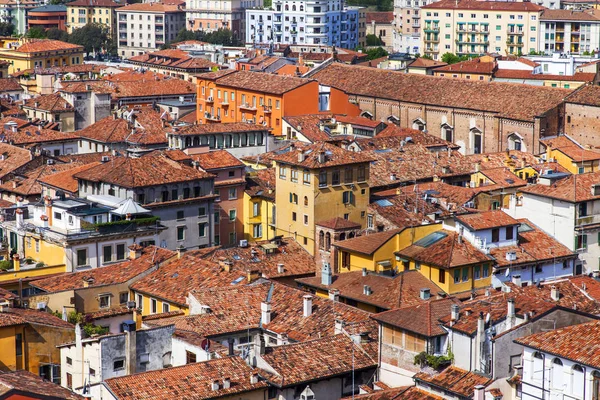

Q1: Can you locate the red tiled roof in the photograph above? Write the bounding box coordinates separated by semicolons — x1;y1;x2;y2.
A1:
0;162;76;197
435;58;496;75
414;366;492;398
67;0;122;7
372;297;459;337
494;69;596;82
104;356;267;399
191;150;244;170
116;2;184;12
0;370;84;399
170;122;269;136
38;162;101;194
1;124;79;145
0;307;73;329
312;63;570;122
334;229;402;255
456;210;519;231
422;0;544;10
343;386;444;400
0;142;36;179
210;70;314;95
540;135;600;161
23;93;73;112
316;217;360;230
408;58;448;69
337;115;384;128
16;39;82;53
129;49;219;71
245;168;275;201
366;11;394;23
514;320;600;368
283;114;333;142
540;8;600;20
297;269;445;311
261;334;376;387
272;141;373;169
0;78;22;92
520;170;600;202
31;246;174;293
74;153;213;188
565;83;600;107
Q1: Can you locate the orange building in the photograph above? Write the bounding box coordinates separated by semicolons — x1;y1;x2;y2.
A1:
196;70;359;136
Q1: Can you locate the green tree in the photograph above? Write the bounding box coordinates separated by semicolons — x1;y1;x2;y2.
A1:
46;27;68;41
365;34;383;46
25;27;46;39
264;0;272;7
421;54;433;60
0;22;14;36
366;46;388;60
68;23;113;54
170;28;242;48
441;52;460;64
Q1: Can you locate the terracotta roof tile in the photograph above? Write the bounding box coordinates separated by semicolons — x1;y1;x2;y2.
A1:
38;162;101;194
85;306;132;321
344;386;443;400
56;151;119;164
316;217;361;230
0;370;84;399
129;49;219;71
116;2;185;12
105;356;267;399
74;153;212;188
0;142;36;179
0;78;22;92
541;8;600;20
540;134;600;161
366;11;394;23
565;83;600;107
514;320;600;368
456;210;519;231
245;168;275;201
335;229;402;255
520;170;600;202
274;64;311;76
414;366;492;398
0;162;76;196
408;58;448;69
0;307;73;329
31;246;174;293
435;58;496;75
464;150;541;169
390;182;476;211
373;297;459;336
283;114;334;142
298;269;445;311
494;69;596;82
397;230;491;269
170;122;269;136
272;141;373;169
312;63;569;122
0;124;79;145
61;78;195;99
16;39;82;53
191;150;245;170
23;93;73;112
212;70;314;95
67;0;122;7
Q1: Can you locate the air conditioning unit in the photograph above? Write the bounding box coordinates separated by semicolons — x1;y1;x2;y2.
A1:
101;155;110;163
207;96;213;102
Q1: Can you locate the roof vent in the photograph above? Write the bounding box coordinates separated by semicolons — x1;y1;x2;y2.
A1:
551;285;560;301
101;156;110;163
420;288;431;300
505;251;517;262
298;152;305;162
363;285;372;296
211;380;219;391
277;263;285;274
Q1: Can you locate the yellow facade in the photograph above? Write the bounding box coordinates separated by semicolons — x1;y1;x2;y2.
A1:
337;224;442;273
275;161;371;255
0;39;84;75
0;265;66;284
0;325;25;371
407;259;493;294
131;290;188;317
24;234;66;268
66;4;117;36
545;147;599;174
242;192;275;242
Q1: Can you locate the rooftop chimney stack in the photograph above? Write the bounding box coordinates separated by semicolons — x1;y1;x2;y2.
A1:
451;304;460;321
329;289;340;301
223;377;231;389
551;285;560;301
362;267;367;277
303;295;313;317
12;253;19;272
474;385;486;400
261;301;271;325
321;262;332;285
250;373;259;384
277;263;285;274
512;274;521;287
507;298;516;319
211;380;220;391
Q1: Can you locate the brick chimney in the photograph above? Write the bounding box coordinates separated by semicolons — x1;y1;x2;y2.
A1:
129;243;142;260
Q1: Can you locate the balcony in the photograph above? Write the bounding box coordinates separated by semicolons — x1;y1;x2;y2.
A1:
507;30;524;36
424;27;439;33
291;30;297;35
239;103;257;111
291;20;298;26
576;213;600;229
205;112;221;121
506;40;524;47
205;96;214;103
258;19;264;25
424;37;439;43
456;27;467;33
263;105;272;113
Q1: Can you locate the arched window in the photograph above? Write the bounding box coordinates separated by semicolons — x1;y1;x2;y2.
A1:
470;128;482;154
185;137;191;147
285;4;289;9
304;196;308;206
573;364;585;398
325;232;331;251
163;352;172;367
412;118;426;131
300;5;304;10
551;358;563;389
348;232;355;239
292;5;296;10
532;352;544;383
441;123;453;143
339;232;346;241
319;230;324;249
508;133;525;152
193;136;200;147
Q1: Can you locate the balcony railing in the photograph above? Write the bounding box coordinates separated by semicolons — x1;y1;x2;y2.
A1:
576;213;600;228
239;103;257;111
507;30;524;36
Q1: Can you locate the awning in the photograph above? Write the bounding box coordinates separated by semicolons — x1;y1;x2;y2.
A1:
377;260;392;267
111;198;150;216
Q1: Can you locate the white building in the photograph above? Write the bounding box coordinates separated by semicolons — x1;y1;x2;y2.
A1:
117;3;186;59
539;9;600;56
516;320;600;400
245;0;359;49
185;0;255;42
392;0;437;54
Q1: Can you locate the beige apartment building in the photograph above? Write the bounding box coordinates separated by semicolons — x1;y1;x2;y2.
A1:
66;0;122;36
420;0;544;60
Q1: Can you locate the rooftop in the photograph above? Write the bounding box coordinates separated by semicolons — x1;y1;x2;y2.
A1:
0;78;23;92
297;270;446;311
104;356;267;399
342;386;444;400
22;93;73;112
208;70;314;95
283;114;334;143
30;246;174;293
334;229;402;255
366;11;394;23
128;49;219;71
0;307;73;329
520;170;600;203
0;370;84;399
408;57;448;69
434;58;497;75
38;162;101;194
0;142;36;179
422;0;545;10
414;366;492;398
14;39;83;53
170;122;269;136
115;2;185;12
191;150;245;170
316;217;361;230
271;141;373;169
540;134;600;161
312;63;569;122
540;8;600;21
565;84;600;107
456;210;520;231
245;168;275;201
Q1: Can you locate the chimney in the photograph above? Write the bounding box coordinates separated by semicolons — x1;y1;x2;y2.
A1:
329;289;340;301
420;288;431;300
133;307;142;330
321;263;332;285
507;298;516;319
551;285;560;301
451;304;460;321
12;254;19;272
485;287;491;297
475;162;481;172
298;152;305;162
228;338;234;356
303;295;313;317
511;274;521;287
211;380;220;391
124;320;137;375
277;263;285;274
40;214;49;228
363;285;372;295
177;245;185;259
250;373;259;384
334;318;344;334
318;151;326;163
474;385;486;400
44;196;52;226
15;208;23;227
475;312;486;369
129;244;143;260
362;267;367;277
261;301;271;325
62;306;67;321
223;377;231;389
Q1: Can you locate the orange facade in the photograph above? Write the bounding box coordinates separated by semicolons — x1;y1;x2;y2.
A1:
196;79;320;136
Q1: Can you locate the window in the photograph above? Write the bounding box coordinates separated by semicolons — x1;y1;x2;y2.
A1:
15;333;22;356
198;223;206;237
462;267;469;282
357;166;366;182
150;298;157;314
289;193;298;204
438;268;445;283
66;373;72;389
54;211;62;220
279;166;286;179
103;245;112;263
492;228;500;242
76;248;87;267
119;292;129;304
177;226;185;241
113;359;125;371
253;202;260;217
579;202;588;217
367;215;374;229
99;294;110;308
177;210;184;220
291;169;298;182
162;303;170;313
506;227;514;240
319;170;327;187
292;212;297;221
344;168;353;183
228;188;237;200
454;269;461;283
332;170;340;185
576;234;588;250
186;351;196;364
214;212;220;225
342;191;355;205
198;207;206;217
253;223;262;238
229;209;236;221
303;215;309;225
137;294;143;311
303;170;310;184
474;265;481;280
482;264;489;278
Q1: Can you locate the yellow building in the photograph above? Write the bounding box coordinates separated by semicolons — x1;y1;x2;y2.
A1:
395;230;493;294
420;0;543;60
0;307;74;384
540;134;600;174
0;39;84;75
334;224;442;274
272;142;373;255
243;168;276;242
66;0;121;36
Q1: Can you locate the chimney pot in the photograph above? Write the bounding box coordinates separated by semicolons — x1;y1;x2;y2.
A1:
551;285;560;301
261;301;271;325
362;267;367;277
211;380;220;391
223;377;231;389
303;295;313;317
250;373;259;384
451;304;460;321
